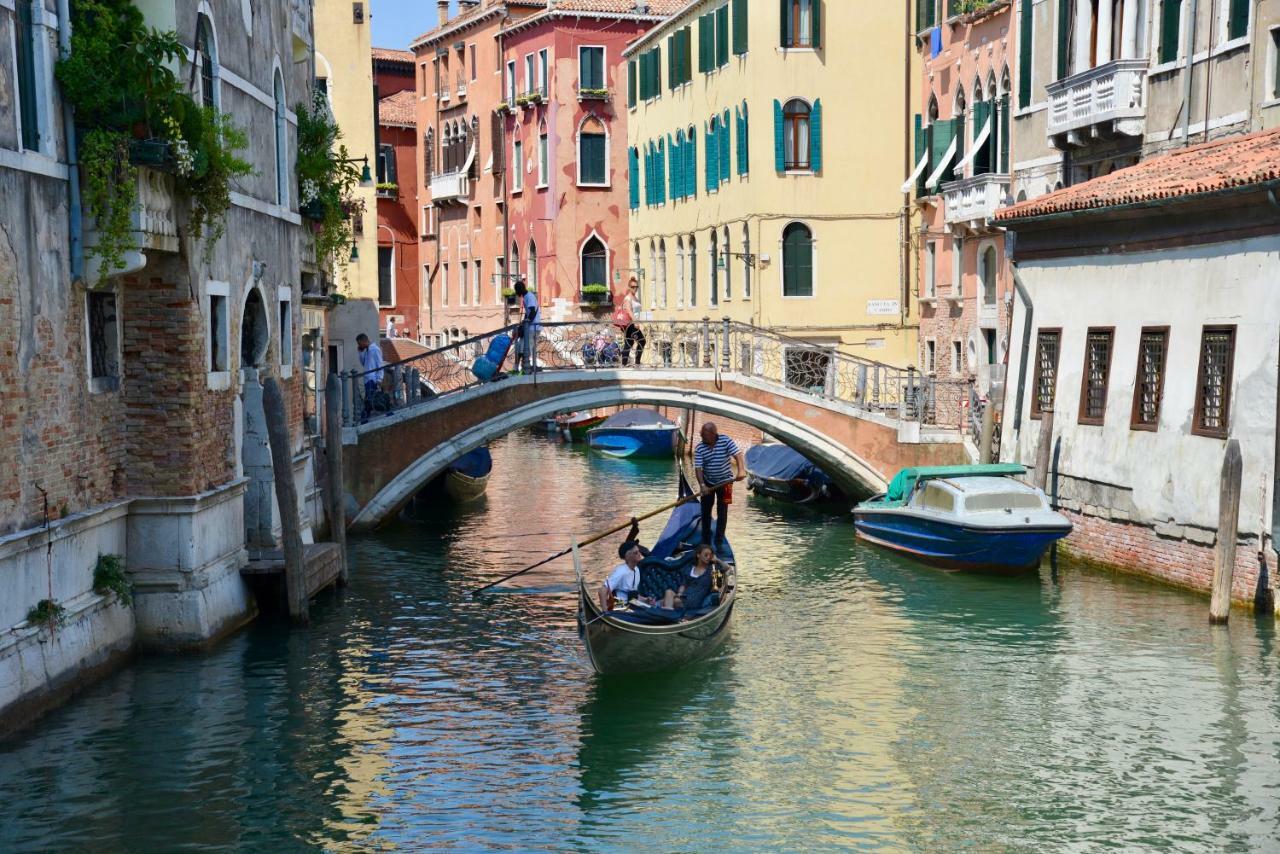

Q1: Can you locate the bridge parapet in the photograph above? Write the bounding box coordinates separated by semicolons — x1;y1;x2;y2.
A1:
336;319;971;431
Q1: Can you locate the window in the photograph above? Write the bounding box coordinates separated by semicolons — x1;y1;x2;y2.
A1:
628;59;637;107
377;143;396;186
513;138;524;191
378;246;393;305
782;222;813;297
1130;327;1168;431
525;54;536;94
538;48;548;93
980;246;998;305
689;234;698;306
538;124;549;187
925;241;936;298
952;340;963;374
581;235;608;292
434;58;442;97
782;0;821;49
1077;328;1114;425
441;262;449;306
14;0;41;151
273;71;287;206
782;99;811;171
473;260;482;305
460;260;469;305
919;483;955;514
511;244;520;286
1272;28;1280;99
952;236;963;297
709;230;719;306
722;226;731;301
1224;0;1249;42
742;223;752;298
506;60;517;104
471;44;478;81
196;14;219;110
1193;326;1236;438
580;46;604;90
649;241;658;308
658;239;668;308
716;4;730;66
638;46;662;99
925;340;936;374
87;291;120;391
424;129;434;179
278;295;292;369
527;240;538;293
578;116;607;185
1030;329;1061;418
1159;0;1183;64
208;291;229;373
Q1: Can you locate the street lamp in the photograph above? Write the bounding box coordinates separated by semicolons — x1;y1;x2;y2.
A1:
717;248;756;269
340;155;374;188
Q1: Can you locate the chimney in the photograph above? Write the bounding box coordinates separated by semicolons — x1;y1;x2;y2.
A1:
437;1;450;24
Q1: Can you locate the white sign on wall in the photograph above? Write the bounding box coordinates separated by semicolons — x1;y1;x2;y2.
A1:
867;299;901;316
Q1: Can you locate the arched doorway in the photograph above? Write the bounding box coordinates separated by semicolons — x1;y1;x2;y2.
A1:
241;287;269;368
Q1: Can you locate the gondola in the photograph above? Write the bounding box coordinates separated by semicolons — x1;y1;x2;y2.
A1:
575;499;736;675
443;446;492;502
745;442;845;505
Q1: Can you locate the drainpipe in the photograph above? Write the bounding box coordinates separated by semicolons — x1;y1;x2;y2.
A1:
1181;0;1200;145
901;0;912;323
1009;264;1033;463
57;0;84;285
499;21;511;325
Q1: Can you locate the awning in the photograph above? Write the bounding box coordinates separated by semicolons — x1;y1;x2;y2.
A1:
462;141;477;173
901;149;929;193
483;152;493;174
954;114;991;173
925;136;957;189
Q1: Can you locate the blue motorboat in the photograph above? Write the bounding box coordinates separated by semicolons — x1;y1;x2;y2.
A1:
853;464;1071;573
586;409;679;458
745;442;844;505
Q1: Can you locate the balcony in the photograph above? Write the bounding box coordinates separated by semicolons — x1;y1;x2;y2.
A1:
429;170;470;204
1045;58;1147;149
290;0;312;59
83;166;179;283
455;73;468;100
940;173;1010;234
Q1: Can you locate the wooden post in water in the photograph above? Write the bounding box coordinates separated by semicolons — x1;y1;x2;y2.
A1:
1032;407;1054;490
324;373;349;585
263;377;309;624
979;399;996;464
1209;439;1243;625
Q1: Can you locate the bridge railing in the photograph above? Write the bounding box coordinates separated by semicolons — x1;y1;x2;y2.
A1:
337;318;964;428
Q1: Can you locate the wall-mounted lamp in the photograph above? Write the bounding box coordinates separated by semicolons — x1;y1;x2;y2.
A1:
340;155;375;188
350;242;360;261
717;249;757;270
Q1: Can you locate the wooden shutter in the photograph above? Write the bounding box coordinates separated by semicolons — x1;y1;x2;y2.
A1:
999;95;1010;172
629;147;640;209
490;113;504;172
720;109;731;183
972;101;991;175
668;134;677;200
1056;0;1071;78
780;0;789;47
668;35;677;89
811;0;821;49
681;27;692;82
700;14;711;72
717;4;730;66
657;141;666;204
628;59;637;107
705;122;717;192
809;98;822;172
653;47;662;92
1159;0;1182;64
1228;0;1248;40
1018;0;1033;107
913;114;926;195
733;0;748;55
951;112;964;182
688;129;698;197
929;118;953;186
773;99;785;172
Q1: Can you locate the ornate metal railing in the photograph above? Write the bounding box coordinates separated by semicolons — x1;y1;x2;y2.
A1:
338;319;963;429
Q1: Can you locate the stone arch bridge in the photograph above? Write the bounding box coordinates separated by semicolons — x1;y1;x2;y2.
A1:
337;321;971;532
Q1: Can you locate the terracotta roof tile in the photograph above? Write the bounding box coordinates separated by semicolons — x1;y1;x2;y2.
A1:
413;1;543;47
378;90;417;126
380;337;431;363
372;47;415;64
997;126;1280;221
546;0;684;12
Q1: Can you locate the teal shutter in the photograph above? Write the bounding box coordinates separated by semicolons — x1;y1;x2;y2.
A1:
716;4;730;66
705;123;717;192
720;109;731;183
668;35;677;90
668;135;676;200
657;141;665;204
811;0;821;49
629;147;640;209
688;130;698;197
1057;0;1071;78
913;114;925;195
1229;0;1248;39
773;99;785;172
699;14;711;72
733;0;748;54
628;60;637;107
780;0;789;47
999;95;1010;173
809;98;822;172
1159;0;1182;63
1018;0;1033;107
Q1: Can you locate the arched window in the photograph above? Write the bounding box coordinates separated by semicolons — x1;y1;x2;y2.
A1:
783;99;811;171
442;124;453;173
688;234;697;307
273;70;287;206
998;67;1012;174
578;116;608;186
581;234;608;293
424;128;434;179
527;239;538;293
782;222;813;297
658;239;667;309
632;242;641;303
676;236;685;308
468;116;480;179
928;94;939;123
709;229;719;306
722;226;731;300
196;14;219;110
742;222;752;298
972;78;991;176
511;242;520;285
980;246;998;306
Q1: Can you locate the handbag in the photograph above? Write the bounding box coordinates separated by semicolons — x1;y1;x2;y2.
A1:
612;305;633;329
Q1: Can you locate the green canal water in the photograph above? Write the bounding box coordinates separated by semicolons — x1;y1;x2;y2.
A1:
3;431;1280;851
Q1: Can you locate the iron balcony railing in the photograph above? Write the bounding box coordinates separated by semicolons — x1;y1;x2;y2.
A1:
338;319;961;429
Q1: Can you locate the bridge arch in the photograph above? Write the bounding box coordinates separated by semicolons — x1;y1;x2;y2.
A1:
348;383;890;532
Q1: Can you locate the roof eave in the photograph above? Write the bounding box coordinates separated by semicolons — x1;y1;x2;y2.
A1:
997;179;1280;228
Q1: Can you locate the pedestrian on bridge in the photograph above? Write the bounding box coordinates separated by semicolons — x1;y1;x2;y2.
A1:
694;422;746;549
513;280;540;374
356;333;385;423
619;278;646;367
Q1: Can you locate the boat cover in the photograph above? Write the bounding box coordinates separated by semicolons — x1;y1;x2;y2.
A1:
745;443;832;486
878;463;1026;507
449;446;493;478
597;408;677;429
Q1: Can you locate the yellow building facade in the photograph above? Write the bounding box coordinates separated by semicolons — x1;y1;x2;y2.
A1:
623;0;916;364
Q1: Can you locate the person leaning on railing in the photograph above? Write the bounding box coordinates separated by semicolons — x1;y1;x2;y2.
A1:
356;333;384;422
513;280;540;374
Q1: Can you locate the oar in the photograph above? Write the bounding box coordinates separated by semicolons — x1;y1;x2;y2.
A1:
468;492;700;596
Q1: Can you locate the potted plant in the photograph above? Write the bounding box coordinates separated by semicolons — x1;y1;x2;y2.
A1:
581;283;610;305
577;87;610;100
296;90;362;272
376;181;398;197
502;287;517;305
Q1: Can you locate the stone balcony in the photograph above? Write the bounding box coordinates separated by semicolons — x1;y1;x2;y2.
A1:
83;167;179;283
941;173;1011;234
429;170;470;204
290;0;313;58
1045;58;1147;149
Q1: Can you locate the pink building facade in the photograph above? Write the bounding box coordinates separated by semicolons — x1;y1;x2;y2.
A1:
913;0;1016;428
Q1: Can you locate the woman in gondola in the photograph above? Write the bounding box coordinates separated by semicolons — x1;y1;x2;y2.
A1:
660;544;724;613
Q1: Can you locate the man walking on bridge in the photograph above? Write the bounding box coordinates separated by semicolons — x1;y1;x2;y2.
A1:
513;280;540;374
694;422;745;549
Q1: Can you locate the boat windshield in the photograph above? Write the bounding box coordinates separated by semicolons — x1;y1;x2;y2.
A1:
964;492;1045;512
917;483;955;513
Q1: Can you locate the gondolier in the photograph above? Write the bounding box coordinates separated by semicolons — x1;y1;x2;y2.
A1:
693;422;746;548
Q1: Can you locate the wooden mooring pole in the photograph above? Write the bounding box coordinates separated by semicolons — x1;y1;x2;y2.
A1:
1032;407;1054;491
1209;439;1243;625
979;399;995;464
324;373;349;586
263;377;309;624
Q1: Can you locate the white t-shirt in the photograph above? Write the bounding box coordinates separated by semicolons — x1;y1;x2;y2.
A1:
604;563;640;602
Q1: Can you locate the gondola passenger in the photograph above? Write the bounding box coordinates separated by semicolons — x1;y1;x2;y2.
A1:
598;540;652;611
661;544;723;612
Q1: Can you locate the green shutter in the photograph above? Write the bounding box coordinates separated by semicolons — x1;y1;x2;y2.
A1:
705;122;717;192
918;0;936;31
628;60;637;107
1057;0;1071;78
737;104;749;176
999;95;1010;173
717;5;730;66
733;0;748;55
780;0;789;47
913;114;926;195
682;27;692;82
1018;0;1033;108
653;47;662;92
811;0;821;49
1228;0;1248;40
720;109;731;183
668;134;677;200
699;14;711;72
688;128;698;197
629;147;640;209
809;99;822;172
951;112;964;182
773;99;785;172
15;0;38;151
658;141;666;204
929;118;953;192
1159;0;1182;64
668;35;677;89
973;100;991;175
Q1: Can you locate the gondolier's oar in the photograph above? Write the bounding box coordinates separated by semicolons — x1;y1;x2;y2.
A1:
468;492;700;596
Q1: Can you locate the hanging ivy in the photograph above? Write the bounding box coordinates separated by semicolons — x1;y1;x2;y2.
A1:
296;91;361;279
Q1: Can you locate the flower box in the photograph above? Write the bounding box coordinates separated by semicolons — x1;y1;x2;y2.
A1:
128;138;176;171
300;199;327;221
577;88;610;101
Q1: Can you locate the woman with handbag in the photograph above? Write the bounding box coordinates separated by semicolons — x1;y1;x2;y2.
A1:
616;278;646;367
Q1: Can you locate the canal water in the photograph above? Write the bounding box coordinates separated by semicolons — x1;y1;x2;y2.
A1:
3;431;1279;851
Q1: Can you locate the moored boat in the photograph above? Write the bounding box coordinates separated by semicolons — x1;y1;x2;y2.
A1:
745;442;845;505
556;411;607;442
443;446;492;502
853;464;1071;573
586;409;679;458
576;501;736;675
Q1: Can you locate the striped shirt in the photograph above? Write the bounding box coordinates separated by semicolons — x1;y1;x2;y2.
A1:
695;435;740;487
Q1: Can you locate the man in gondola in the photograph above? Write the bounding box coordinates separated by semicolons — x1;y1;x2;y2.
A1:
598;539;649;611
694;422;746;549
